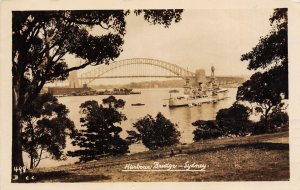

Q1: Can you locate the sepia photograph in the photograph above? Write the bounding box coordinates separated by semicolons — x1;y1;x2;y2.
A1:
10;8;289;183
12;8;289;182
2;1;299;188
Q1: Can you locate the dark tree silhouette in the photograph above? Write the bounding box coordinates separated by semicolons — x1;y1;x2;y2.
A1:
128;112;180;150
237;72;285;132
216;103;251;136
192;120;222;141
237;8;288;131
21;93;75;169
240;8;287;97
12;10;183;167
268;111;289;130
68;96;129;162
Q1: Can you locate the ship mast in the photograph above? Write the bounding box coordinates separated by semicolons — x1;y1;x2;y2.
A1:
211;65;215;81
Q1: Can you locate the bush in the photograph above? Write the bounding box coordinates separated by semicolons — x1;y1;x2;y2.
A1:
267;111;289;132
192;103;252;141
192;120;222;141
253;111;289;134
128;112;180;150
216;103;251;136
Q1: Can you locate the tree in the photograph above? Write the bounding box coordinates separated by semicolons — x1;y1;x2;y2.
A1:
237;72;285;132
192;104;251;140
240;8;287;97
237;8;288;131
192;120;222;141
12;10;183;167
128;112;180;150
21;93;75;169
68;96;129;162
216;103;251;136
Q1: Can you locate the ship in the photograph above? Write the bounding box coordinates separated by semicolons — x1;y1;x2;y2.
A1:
168;85;228;108
168;66;229;108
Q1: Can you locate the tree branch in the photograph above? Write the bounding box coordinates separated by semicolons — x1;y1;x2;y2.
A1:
64;61;92;73
52;52;66;64
63;16;111;30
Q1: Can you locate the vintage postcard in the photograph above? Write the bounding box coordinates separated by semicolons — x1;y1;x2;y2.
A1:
1;0;300;190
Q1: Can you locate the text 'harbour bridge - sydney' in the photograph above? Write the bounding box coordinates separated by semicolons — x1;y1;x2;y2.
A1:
74;58;207;87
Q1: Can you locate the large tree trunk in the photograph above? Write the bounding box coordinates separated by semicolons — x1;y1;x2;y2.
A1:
12;110;24;168
12;82;24;171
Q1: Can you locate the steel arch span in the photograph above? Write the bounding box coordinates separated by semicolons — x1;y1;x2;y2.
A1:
79;58;195;84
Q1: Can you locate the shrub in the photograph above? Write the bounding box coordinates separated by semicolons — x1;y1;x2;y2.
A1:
268;111;289;131
192;120;222;141
216;103;251;136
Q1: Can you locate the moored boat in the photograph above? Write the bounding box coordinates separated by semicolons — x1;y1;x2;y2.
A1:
169;89;180;93
131;103;145;106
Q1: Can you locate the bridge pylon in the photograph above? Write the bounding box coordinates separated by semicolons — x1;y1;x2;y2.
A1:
68;70;80;88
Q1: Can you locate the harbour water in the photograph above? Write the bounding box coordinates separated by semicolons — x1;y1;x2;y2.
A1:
24;88;237;168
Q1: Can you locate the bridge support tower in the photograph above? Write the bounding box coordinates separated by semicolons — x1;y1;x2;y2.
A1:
69;71;80;88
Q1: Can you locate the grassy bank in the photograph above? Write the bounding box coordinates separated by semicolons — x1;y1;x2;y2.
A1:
31;131;289;182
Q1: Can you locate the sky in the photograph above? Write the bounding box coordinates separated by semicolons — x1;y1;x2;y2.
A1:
60;9;275;86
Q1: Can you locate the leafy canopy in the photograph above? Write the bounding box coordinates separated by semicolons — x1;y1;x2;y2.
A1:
239;8;288;99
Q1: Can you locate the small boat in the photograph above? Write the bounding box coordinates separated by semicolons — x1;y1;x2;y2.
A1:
169;89;180;93
131;103;145;106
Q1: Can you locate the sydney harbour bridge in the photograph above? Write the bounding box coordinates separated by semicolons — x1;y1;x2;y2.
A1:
69;58;207;88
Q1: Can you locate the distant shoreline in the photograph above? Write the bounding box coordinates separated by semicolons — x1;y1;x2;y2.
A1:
44;77;245;91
